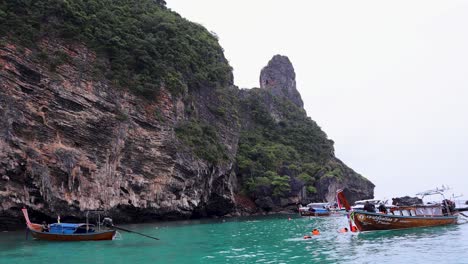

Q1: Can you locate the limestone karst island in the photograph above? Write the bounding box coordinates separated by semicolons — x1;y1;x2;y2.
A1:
1;1;466;263
0;0;373;227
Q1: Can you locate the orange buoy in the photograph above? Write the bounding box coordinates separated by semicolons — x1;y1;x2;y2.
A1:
312;229;320;235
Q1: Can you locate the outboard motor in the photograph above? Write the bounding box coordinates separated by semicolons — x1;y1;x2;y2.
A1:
442;199;456;215
102;217;114;227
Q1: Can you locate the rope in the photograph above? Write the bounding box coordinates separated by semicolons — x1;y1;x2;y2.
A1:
458;212;468;224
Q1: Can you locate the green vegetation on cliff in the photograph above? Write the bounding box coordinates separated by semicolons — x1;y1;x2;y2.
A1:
237;89;335;198
175;120;228;164
0;0;232;96
0;0;234;164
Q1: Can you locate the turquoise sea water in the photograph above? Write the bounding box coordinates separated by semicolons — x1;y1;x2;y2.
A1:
1;214;468;264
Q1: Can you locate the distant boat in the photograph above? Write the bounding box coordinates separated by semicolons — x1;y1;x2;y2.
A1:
298;202;339;217
22;208;116;241
336;188;458;232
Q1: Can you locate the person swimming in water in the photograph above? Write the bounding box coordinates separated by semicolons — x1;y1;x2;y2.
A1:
339;227;349;233
312;229;320;235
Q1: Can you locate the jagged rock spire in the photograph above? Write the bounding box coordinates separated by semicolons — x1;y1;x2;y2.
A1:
259;55;303;108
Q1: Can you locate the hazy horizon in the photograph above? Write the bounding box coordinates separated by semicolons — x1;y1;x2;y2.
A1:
167;0;468;201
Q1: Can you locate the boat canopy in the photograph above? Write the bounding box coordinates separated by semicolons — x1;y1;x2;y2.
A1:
310;208;329;213
415;186;450;199
49;223;95;234
353;199;383;205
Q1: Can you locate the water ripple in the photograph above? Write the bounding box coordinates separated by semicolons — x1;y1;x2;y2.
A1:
1;215;468;263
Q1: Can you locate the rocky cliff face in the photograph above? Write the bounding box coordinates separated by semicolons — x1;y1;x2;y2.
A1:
0;40;239;229
315;159;374;204
260;55;303;108
0;39;373;229
235;56;374;212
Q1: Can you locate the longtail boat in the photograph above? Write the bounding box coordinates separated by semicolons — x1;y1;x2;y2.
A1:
336;189;458;232
22;208;116;241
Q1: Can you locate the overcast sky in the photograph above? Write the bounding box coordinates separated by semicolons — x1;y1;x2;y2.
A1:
167;0;468;201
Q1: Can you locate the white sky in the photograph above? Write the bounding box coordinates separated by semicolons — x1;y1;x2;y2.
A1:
167;0;468;200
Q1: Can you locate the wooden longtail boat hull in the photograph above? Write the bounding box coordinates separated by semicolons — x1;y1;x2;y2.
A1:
351;211;457;231
29;229;116;241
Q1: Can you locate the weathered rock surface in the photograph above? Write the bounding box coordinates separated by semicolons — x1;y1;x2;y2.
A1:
0;41;239;229
260;55;303;108
314;159;374;205
0;40;374;229
237;56;374;210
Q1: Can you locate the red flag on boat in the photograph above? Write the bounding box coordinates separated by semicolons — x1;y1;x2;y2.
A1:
336;189;351;211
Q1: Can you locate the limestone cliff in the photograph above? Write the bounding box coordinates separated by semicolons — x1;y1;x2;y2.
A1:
0;40;239;229
235;56;374;213
0;1;373;230
260;55;303;108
